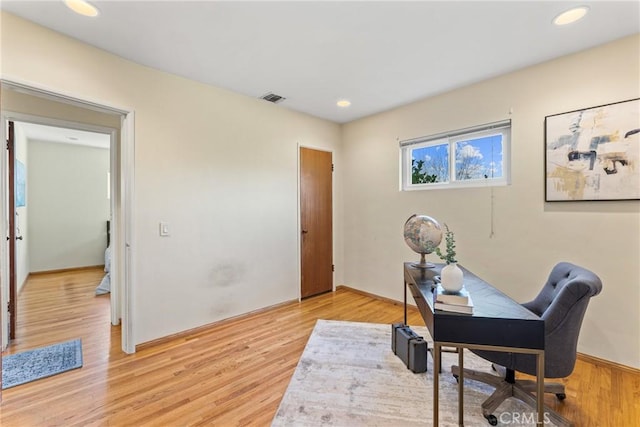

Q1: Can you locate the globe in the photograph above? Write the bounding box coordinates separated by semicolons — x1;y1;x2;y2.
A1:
404;214;443;268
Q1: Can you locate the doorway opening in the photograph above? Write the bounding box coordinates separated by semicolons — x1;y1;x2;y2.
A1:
0;80;135;358
7;120;113;341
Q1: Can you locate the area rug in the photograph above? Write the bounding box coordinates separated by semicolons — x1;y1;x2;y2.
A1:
272;320;555;426
2;339;83;389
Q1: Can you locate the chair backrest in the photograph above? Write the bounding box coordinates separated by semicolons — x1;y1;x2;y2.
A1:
521;262;603;378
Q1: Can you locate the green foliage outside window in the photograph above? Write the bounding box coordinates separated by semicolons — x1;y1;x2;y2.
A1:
411;159;438;184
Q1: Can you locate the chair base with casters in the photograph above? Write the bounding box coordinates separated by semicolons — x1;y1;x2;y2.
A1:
451;364;572;426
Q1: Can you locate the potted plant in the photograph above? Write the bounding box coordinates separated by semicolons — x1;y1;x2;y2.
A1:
435;224;463;292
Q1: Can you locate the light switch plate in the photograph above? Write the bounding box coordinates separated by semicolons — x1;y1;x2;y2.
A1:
159;222;170;236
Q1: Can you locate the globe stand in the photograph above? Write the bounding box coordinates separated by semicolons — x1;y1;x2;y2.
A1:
411;253;435;269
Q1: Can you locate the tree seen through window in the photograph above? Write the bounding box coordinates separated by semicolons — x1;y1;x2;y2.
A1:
455;134;503;180
410;135;502;184
411;143;449;183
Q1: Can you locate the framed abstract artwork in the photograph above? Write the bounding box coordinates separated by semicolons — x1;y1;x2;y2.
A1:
545;98;640;201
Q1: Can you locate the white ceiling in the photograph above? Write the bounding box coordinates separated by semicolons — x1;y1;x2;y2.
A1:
1;1;639;124
16;122;110;149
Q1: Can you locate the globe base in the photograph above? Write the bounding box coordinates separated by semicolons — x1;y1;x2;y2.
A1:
411;253;436;269
411;261;436;269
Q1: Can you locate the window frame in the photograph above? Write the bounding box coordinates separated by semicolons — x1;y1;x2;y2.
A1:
400;120;511;191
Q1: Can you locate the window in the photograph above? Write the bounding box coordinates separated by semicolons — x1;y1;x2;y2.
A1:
400;120;511;190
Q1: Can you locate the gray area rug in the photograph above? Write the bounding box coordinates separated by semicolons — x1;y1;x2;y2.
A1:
273;320;556;426
2;339;83;389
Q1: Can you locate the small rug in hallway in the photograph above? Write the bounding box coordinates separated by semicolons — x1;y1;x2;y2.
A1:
272;320;556;426
2;339;83;389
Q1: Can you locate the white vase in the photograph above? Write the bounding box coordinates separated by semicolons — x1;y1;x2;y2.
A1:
441;263;463;293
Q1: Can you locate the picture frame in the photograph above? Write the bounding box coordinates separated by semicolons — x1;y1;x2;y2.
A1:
545;98;640;201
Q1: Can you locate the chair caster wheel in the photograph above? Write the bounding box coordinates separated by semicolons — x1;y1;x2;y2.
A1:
485;414;498;426
556;392;566;400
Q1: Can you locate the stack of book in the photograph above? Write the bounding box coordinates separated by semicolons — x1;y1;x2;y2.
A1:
434;284;474;314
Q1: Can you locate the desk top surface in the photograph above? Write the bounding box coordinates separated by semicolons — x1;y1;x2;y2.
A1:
404;262;540;321
404;262;544;349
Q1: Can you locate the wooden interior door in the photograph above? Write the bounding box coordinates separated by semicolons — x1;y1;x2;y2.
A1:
7;120;17;340
300;147;333;298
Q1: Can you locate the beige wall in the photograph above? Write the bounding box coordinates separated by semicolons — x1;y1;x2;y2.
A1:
27;140;110;272
342;34;640;368
1;90;122;129
0;12;343;345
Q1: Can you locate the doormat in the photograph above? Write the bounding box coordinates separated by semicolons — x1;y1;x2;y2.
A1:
2;339;83;389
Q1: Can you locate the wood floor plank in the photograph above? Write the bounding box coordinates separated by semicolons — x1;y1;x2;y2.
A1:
1;269;638;426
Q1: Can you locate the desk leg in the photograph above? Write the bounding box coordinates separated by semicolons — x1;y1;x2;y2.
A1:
403;281;407;325
537;351;545;426
433;342;440;427
458;347;464;426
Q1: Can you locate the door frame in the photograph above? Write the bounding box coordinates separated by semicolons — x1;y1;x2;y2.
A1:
0;78;136;354
297;144;335;300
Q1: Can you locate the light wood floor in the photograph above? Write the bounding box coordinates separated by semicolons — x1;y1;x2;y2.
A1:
1;268;638;426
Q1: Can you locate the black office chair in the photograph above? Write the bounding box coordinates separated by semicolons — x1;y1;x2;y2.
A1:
452;262;602;426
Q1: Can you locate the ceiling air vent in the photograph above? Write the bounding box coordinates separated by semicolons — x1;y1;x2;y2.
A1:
260;92;286;104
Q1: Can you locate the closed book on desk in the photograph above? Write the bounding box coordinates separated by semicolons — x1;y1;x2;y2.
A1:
435;284;470;305
434;301;473;314
434;290;474;314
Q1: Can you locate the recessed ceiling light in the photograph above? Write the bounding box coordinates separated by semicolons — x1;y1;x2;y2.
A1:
64;0;100;17
337;99;351;108
553;6;589;26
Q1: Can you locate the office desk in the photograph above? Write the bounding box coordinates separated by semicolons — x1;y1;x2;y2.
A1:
403;262;545;426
